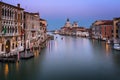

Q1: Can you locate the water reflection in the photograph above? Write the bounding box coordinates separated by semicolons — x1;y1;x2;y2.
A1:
54;39;58;52
34;50;39;57
0;35;120;80
105;43;111;56
16;62;19;72
4;64;9;77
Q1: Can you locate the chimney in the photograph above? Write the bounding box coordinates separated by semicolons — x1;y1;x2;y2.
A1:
17;4;20;8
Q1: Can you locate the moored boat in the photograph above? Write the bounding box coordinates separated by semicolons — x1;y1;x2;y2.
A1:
107;40;111;44
113;44;120;50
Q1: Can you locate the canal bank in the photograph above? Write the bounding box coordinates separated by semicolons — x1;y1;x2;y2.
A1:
0;35;53;63
0;34;120;80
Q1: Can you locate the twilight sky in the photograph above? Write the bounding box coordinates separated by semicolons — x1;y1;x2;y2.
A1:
3;0;120;30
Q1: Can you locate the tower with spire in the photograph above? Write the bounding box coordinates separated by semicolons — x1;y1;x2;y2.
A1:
64;18;72;27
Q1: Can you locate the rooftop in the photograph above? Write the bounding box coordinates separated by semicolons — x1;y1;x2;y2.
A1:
0;1;24;10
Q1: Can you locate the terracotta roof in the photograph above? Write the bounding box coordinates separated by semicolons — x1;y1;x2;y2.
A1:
93;20;113;26
101;20;113;25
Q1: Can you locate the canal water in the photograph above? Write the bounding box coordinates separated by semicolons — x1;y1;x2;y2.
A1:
0;34;120;80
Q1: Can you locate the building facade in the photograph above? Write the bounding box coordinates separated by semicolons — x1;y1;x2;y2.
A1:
117;22;120;40
60;18;89;36
0;2;24;56
101;21;113;40
24;12;40;52
91;21;103;39
91;20;113;40
39;18;47;43
113;18;120;43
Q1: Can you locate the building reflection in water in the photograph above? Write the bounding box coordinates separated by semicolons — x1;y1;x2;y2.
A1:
54;40;58;52
48;41;51;52
34;50;39;57
4;64;9;77
92;39;95;45
105;43;111;56
16;62;19;72
48;40;55;53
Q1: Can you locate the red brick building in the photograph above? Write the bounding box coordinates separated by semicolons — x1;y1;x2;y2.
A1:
101;20;113;40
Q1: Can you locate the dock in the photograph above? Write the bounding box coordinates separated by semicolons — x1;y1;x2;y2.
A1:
0;54;17;63
0;57;17;63
20;51;34;60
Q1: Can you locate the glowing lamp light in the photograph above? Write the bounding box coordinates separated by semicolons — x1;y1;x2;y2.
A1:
6;45;8;48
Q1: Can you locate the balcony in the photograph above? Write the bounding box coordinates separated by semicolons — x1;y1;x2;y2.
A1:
30;28;39;32
0;33;19;37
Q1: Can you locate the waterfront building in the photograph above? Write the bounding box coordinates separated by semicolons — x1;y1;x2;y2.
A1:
100;20;113;40
39;18;47;43
60;18;89;37
73;22;78;27
60;18;72;35
24;12;40;52
117;21;120;42
75;27;89;37
91;21;103;39
0;2;24;56
113;18;120;43
64;18;72;28
91;20;113;40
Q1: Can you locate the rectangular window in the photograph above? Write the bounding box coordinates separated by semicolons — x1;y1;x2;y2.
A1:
32;33;34;37
116;30;118;33
1;44;4;51
12;44;14;49
2;8;4;16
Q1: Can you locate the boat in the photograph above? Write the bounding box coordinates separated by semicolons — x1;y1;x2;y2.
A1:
107;40;111;44
113;44;120;50
102;38;107;41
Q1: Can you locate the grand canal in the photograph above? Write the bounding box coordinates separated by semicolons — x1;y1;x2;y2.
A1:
0;34;120;80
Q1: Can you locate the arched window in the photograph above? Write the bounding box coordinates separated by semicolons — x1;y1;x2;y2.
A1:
28;43;29;49
11;27;13;33
8;26;9;33
1;44;4;51
15;12;17;19
6;9;8;17
2;8;4;16
15;27;17;33
12;43;14;49
5;26;8;33
11;11;13;18
1;26;4;32
8;9;9;17
10;10;11;17
9;27;11;33
13;27;15;33
16;43;17;47
7;9;9;17
5;9;6;16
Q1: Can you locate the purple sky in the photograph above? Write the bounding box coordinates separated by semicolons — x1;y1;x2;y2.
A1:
3;0;120;30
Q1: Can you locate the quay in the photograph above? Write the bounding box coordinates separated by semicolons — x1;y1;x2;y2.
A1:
20;51;34;60
0;34;53;63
